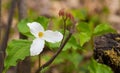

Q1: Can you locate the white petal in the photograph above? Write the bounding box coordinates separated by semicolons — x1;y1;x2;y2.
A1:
27;22;44;37
30;38;45;56
43;30;63;43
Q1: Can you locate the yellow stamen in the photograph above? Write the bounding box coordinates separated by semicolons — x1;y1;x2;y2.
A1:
38;32;44;38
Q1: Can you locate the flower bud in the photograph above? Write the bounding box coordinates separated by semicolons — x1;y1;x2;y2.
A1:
66;12;74;21
59;9;65;16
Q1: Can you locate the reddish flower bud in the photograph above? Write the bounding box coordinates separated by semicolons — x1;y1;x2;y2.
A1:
59;9;65;16
66;12;74;22
58;9;75;23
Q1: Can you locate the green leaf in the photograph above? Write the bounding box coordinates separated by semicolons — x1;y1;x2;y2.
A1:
47;42;60;50
63;36;81;51
4;39;32;71
18;19;31;33
77;22;91;32
17;16;49;38
17;18;34;38
67;51;83;68
56;51;83;69
71;9;87;20
35;16;49;29
79;32;91;46
88;59;113;73
89;15;100;24
93;24;116;36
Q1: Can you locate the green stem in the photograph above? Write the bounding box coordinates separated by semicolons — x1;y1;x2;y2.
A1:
61;16;67;44
39;54;41;73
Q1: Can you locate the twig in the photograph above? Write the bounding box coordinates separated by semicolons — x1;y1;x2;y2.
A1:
17;0;27;20
38;55;41;73
35;32;72;73
16;0;31;73
17;0;27;39
0;0;16;72
0;0;3;72
0;0;1;47
0;51;4;73
1;0;17;55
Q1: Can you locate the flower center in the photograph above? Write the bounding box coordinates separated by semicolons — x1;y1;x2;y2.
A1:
38;32;44;38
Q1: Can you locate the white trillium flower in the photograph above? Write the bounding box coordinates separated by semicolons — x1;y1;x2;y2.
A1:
27;22;63;56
